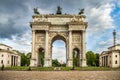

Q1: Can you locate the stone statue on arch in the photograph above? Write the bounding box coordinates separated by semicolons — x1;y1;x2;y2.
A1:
33;7;40;14
79;8;84;15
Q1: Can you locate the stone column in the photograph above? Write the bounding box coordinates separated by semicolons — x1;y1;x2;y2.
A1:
81;30;87;67
16;56;17;66
67;31;73;67
79;52;82;66
102;57;103;66
44;30;50;67
105;56;106;67
103;56;105;66
66;44;68;66
50;44;52;66
12;56;14;66
17;56;19;66
103;56;104;66
15;56;17;66
106;56;108;67
30;30;36;67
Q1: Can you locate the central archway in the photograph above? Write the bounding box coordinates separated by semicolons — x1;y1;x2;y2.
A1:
51;35;67;67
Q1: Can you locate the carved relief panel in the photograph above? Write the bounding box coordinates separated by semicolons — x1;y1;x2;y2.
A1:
33;25;49;30
50;25;68;30
72;32;82;49
69;25;85;30
72;32;81;43
36;33;45;43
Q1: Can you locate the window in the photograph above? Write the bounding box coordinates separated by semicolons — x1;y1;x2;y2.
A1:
115;60;117;64
1;54;4;57
1;60;3;64
8;61;9;64
110;61;111;64
7;48;9;50
115;55;117;57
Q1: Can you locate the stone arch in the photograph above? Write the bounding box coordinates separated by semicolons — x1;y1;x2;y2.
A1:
49;32;68;44
37;47;45;67
48;33;68;54
51;34;67;44
30;14;87;67
50;34;67;66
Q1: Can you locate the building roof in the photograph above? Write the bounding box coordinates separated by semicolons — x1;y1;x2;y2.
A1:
0;43;21;56
100;51;108;55
108;44;120;49
0;49;21;56
0;43;12;48
100;50;120;56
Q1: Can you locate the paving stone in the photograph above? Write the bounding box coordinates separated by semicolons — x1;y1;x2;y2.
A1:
0;71;120;80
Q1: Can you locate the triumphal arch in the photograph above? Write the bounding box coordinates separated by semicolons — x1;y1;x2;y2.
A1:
30;7;87;67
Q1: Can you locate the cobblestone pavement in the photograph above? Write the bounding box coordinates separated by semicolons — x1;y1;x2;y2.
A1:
0;71;120;80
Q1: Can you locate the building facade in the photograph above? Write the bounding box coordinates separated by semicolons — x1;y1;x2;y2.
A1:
0;44;21;67
30;7;88;67
100;44;120;68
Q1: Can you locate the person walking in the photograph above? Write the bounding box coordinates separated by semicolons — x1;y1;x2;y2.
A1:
1;63;4;71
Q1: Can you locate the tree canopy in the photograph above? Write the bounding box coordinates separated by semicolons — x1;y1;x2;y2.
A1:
16;51;31;66
52;59;61;67
86;51;99;66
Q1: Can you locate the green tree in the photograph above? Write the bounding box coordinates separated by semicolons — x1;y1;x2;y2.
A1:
14;50;32;66
39;52;44;67
21;53;27;66
61;63;66;67
73;52;78;67
52;59;61;67
95;53;99;66
86;51;96;66
86;51;100;66
26;52;31;66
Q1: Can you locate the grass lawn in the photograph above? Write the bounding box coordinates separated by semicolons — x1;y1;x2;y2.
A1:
0;66;120;71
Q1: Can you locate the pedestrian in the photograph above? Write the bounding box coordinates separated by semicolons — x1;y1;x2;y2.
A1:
1;63;4;71
27;67;31;71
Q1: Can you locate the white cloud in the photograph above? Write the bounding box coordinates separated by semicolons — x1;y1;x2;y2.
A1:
12;31;31;46
98;39;113;46
97;39;113;53
87;3;114;36
4;31;32;53
0;13;10;24
52;46;66;63
117;31;120;43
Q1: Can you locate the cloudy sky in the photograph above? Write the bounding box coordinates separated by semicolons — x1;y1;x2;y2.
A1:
0;0;120;62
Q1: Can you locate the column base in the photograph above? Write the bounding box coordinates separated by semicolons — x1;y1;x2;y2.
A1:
30;59;37;67
81;59;87;67
67;59;73;67
44;58;52;67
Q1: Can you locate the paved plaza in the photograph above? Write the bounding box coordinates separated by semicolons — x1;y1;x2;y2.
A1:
0;71;120;80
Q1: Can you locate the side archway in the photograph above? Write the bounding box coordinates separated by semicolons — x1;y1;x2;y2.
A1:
38;48;44;67
73;48;80;67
